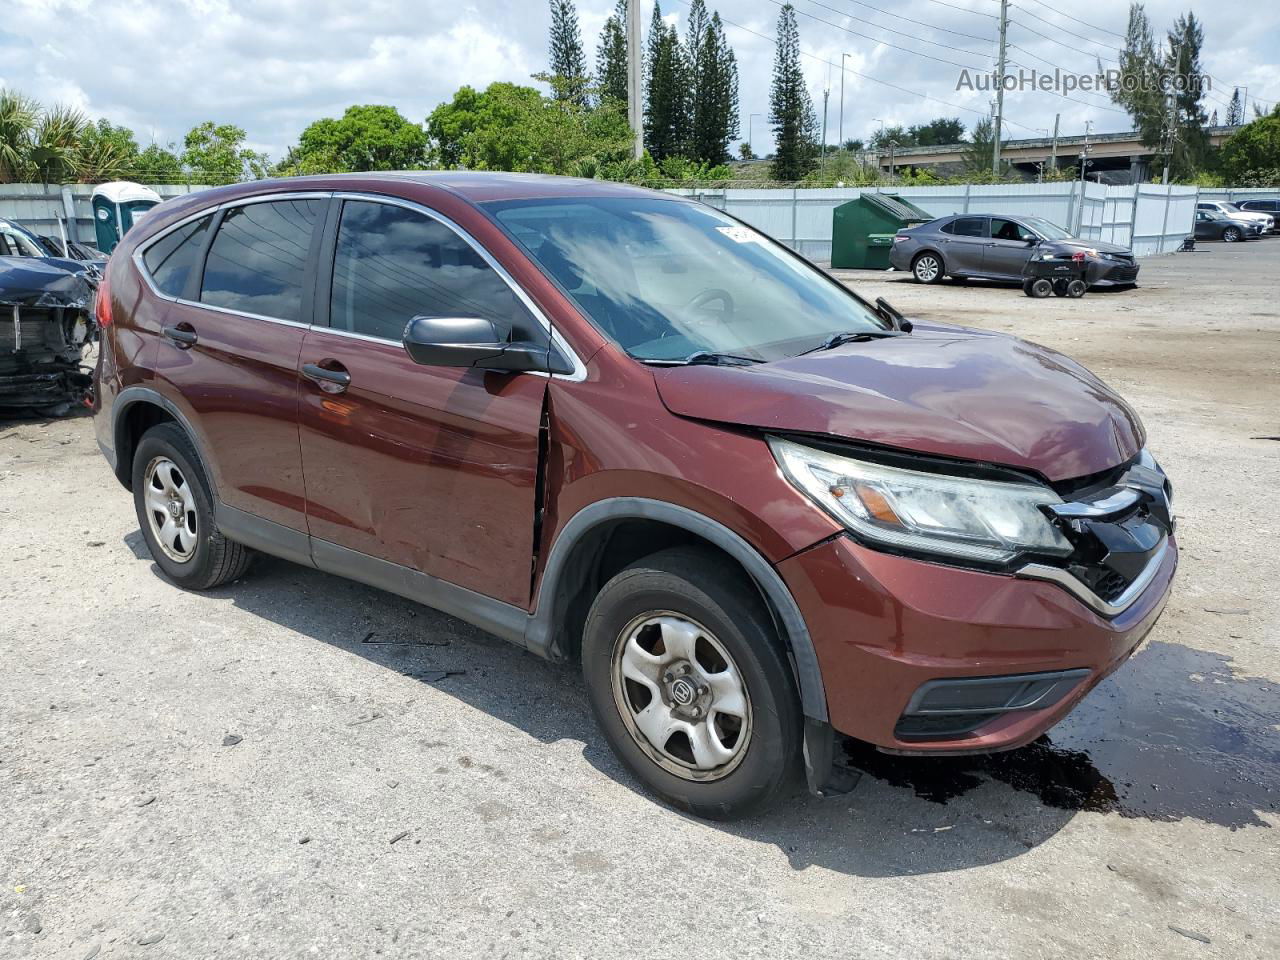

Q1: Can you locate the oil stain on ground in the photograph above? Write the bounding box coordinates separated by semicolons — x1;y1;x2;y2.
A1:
843;641;1280;829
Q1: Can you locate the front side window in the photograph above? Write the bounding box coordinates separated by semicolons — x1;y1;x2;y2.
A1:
200;199;324;322
143;215;212;297
488;196;885;362
990;218;1035;242
943;217;987;238
329;200;535;342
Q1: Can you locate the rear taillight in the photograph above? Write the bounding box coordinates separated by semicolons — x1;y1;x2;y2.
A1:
94;275;112;328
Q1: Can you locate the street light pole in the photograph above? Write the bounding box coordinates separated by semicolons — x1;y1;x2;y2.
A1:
821;87;830;172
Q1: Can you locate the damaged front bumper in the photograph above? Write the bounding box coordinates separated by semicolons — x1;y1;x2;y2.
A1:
1;259;96;413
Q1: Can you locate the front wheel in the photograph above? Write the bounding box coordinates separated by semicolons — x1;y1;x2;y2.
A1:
1222;226;1241;242
912;252;944;284
582;546;802;820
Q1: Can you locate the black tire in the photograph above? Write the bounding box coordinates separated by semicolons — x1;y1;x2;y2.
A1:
911;252;945;284
131;422;254;590
1222;226;1241;243
1066;279;1088;298
582;546;802;820
1052;279;1069;297
1029;277;1054;298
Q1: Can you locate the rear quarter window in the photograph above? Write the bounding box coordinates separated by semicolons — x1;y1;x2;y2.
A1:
200;199;325;322
142;215;213;298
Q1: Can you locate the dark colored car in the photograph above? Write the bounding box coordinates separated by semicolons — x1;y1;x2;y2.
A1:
1194;209;1260;242
1235;197;1280;231
1197;200;1274;235
92;174;1176;819
890;214;1140;288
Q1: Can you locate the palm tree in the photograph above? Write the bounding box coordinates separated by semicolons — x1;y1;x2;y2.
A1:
0;90;39;182
29;105;88;184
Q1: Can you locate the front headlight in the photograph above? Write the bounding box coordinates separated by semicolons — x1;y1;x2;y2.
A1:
769;437;1073;564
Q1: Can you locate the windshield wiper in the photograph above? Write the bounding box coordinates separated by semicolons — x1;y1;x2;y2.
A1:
796;329;903;356
681;351;766;366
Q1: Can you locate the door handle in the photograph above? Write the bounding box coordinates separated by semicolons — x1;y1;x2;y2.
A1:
302;361;351;394
162;324;197;347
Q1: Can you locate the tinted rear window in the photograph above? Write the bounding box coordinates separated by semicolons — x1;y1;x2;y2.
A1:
943;217;986;237
143;215;212;297
200;199;324;322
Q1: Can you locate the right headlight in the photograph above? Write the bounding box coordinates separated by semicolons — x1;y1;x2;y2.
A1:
769;437;1073;565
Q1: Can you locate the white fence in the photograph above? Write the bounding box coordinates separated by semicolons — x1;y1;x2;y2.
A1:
0;183;212;247
670;182;1201;262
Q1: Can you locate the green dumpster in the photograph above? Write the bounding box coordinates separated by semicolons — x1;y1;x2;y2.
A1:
831;193;933;269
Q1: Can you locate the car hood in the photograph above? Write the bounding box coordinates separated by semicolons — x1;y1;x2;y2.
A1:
652;323;1144;483
1055;238;1132;256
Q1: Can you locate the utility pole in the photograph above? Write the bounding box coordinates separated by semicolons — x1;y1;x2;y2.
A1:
992;0;1009;176
887;139;897;183
1079;120;1092;187
626;0;643;159
839;53;850;149
821;87;830;172
1161;39;1182;184
1049;112;1059;172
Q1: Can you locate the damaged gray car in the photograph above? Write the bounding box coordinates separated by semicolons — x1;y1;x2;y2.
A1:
1;256;96;416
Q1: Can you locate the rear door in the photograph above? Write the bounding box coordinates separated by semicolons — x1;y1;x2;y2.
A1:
296;195;548;608
939;216;988;274
152;194;328;533
984;217;1038;279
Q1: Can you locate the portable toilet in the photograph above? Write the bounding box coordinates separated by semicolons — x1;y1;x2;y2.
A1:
830;193;934;269
90;181;162;255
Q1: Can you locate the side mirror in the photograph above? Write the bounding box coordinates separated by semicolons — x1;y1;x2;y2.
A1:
1023;236;1040;245
402;316;569;374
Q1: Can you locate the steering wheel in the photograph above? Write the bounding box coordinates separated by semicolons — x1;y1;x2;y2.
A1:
685;287;735;320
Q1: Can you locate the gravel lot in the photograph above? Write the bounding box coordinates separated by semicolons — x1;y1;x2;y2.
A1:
3;238;1278;959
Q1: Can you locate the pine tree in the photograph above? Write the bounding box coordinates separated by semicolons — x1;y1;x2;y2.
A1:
1166;12;1209;179
689;13;739;164
548;0;589;108
1226;87;1243;126
596;1;629;106
643;3;690;160
768;3;818;181
1110;3;1164;148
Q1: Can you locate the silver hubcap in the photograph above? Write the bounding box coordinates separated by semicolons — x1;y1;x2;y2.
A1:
915;256;939;281
144;456;198;563
611;613;752;782
1224;229;1238;242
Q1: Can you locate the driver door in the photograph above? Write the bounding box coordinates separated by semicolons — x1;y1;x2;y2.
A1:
296;196;547;608
984;217;1038;279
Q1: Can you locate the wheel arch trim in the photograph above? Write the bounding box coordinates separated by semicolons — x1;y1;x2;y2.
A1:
527;497;829;722
111;386;213;490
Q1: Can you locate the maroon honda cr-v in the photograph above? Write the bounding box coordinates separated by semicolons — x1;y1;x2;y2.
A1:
93;173;1176;818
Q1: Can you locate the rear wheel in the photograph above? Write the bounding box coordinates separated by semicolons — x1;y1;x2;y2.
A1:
582;546;802;820
132;423;254;590
1027;277;1054;298
912;252;944;284
1066;279;1088;298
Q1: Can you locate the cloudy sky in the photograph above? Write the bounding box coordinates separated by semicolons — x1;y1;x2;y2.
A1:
2;0;1277;161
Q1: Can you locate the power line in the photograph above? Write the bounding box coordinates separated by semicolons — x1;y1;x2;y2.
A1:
922;0;997;20
777;0;989;71
675;0;1040;135
1015;0;1125;40
833;0;993;45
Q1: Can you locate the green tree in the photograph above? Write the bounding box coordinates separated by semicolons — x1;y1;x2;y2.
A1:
1226;88;1243;126
0;89;39;182
28;105;89;184
1165;12;1209;180
182;122;268;183
1218;105;1280;183
596;0;629;106
548;0;589;108
908;117;965;146
74;119;139;182
643;3;690;161
134;143;183;183
961;116;1008;175
292;104;428;173
869;124;910;149
688;11;739;165
768;3;818;181
1110;3;1165;147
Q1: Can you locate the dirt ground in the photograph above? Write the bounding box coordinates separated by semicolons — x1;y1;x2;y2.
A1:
2;239;1278;959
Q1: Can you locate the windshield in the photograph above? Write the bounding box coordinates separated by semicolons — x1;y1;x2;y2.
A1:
486;196;885;362
1022;217;1075;241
